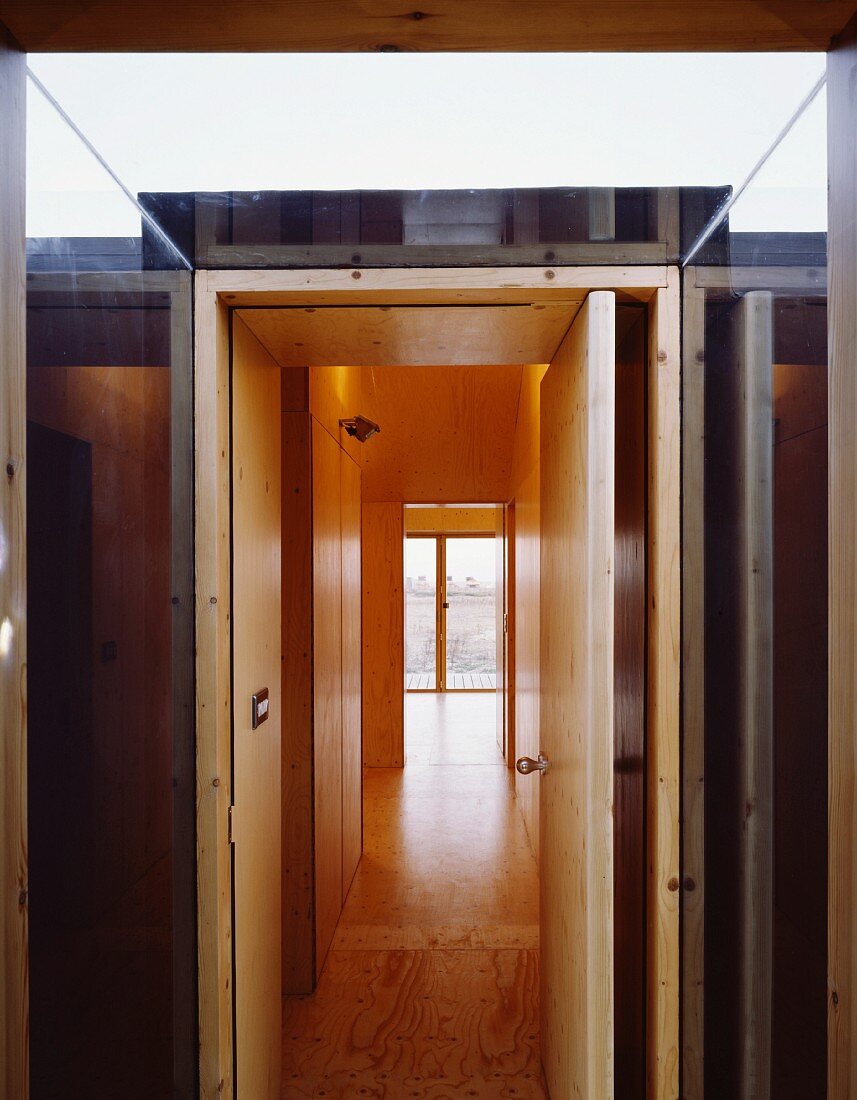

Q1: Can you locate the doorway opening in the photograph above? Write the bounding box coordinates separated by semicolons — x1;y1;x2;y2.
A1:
197;266;680;1099
405;526;500;694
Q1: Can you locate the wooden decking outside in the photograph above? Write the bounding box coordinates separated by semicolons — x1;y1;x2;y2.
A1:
406;672;497;691
281;693;544;1098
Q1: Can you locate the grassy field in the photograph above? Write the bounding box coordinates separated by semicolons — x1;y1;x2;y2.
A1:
406;586;497;676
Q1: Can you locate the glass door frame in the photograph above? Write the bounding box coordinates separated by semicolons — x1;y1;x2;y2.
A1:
405;531;497;694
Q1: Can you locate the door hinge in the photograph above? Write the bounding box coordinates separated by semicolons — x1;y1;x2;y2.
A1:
228;805;235;845
503;612;508;634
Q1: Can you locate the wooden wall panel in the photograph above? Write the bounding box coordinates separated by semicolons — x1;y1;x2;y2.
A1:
404;506;498;533
280;410;314;993
509;363;547;857
539;292;615;1099
513;464;540;858
828;22;857;1097
310;365;362;466
360;364;523;503
362;502;404;767
0;27;26;1100
340;452;363;900
312;420;344;975
231;315;282;1100
2;2;852;52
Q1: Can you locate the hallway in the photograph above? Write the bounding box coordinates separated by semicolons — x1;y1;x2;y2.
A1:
281;694;545;1098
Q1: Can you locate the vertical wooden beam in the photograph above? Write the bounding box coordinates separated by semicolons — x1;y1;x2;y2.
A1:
194;273;235;1098
361;502;404;766
0;23;27;1100
656;188;681;264
647;267;681;1100
680;269;707;1098
589;187;616;242
736;292;774;1100
828;17;857;1098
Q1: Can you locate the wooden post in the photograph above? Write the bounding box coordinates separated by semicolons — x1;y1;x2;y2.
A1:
647;268;681;1099
735;292;774;1100
0;22;27;1100
680;270;707;1098
828;16;857;1098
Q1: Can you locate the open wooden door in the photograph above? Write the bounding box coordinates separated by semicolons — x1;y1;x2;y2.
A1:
539;291;616;1097
231;316;282;1097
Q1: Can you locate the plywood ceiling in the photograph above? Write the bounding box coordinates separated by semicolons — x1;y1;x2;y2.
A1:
1;2;852;51
358;363;523;503
237;304;579;368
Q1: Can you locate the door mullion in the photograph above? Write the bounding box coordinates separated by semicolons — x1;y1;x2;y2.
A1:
437;535;446;692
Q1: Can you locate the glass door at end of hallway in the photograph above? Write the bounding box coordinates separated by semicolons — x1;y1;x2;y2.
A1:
405;534;498;693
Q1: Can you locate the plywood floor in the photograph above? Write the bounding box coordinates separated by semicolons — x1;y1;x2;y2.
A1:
282;694;545;1098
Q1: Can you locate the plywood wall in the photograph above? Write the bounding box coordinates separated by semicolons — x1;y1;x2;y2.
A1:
404;506;499;533
312;419;344;974
508;364;548;856
231;315;282;1100
280;406;363;989
280;410;314;992
340;452;363;900
362;502;405;767
360;364;523;503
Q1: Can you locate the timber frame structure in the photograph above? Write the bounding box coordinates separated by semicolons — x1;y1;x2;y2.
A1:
4;5;857;1098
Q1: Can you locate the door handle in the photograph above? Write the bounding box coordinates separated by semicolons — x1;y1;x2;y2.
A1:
516;753;550;776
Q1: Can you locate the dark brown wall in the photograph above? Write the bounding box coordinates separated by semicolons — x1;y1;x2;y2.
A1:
613;306;647;1099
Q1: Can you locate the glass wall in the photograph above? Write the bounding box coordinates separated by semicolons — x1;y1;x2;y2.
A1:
681;79;828;1100
405;536;438;690
26;73;196;1098
444;536;498;690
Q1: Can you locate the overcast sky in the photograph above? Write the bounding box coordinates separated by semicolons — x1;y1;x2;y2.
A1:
406;536;496;586
27;52;827;238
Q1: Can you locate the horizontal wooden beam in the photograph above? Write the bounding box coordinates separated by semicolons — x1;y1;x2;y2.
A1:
0;1;852;52
204;265;667;307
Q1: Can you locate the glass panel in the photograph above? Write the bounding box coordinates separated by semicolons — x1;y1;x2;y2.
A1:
27;52;824;267
444;537;497;690
26;74;196;1099
405;537;437;690
681;77;827;1099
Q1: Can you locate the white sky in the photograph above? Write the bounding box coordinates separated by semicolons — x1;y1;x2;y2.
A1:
27;52;827;238
406;537;496;585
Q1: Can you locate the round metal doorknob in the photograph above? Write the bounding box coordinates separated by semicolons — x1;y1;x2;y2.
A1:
516;753;550;776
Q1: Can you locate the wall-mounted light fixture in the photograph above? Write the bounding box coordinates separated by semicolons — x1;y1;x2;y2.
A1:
339;415;381;443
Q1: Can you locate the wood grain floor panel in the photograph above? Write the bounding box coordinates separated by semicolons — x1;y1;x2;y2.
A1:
282;950;544;1100
284;695;544;1097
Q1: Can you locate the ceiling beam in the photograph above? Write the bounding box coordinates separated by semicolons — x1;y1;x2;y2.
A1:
1;1;855;53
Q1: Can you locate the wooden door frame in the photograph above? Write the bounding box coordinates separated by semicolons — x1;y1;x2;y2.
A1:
194;264;680;1098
